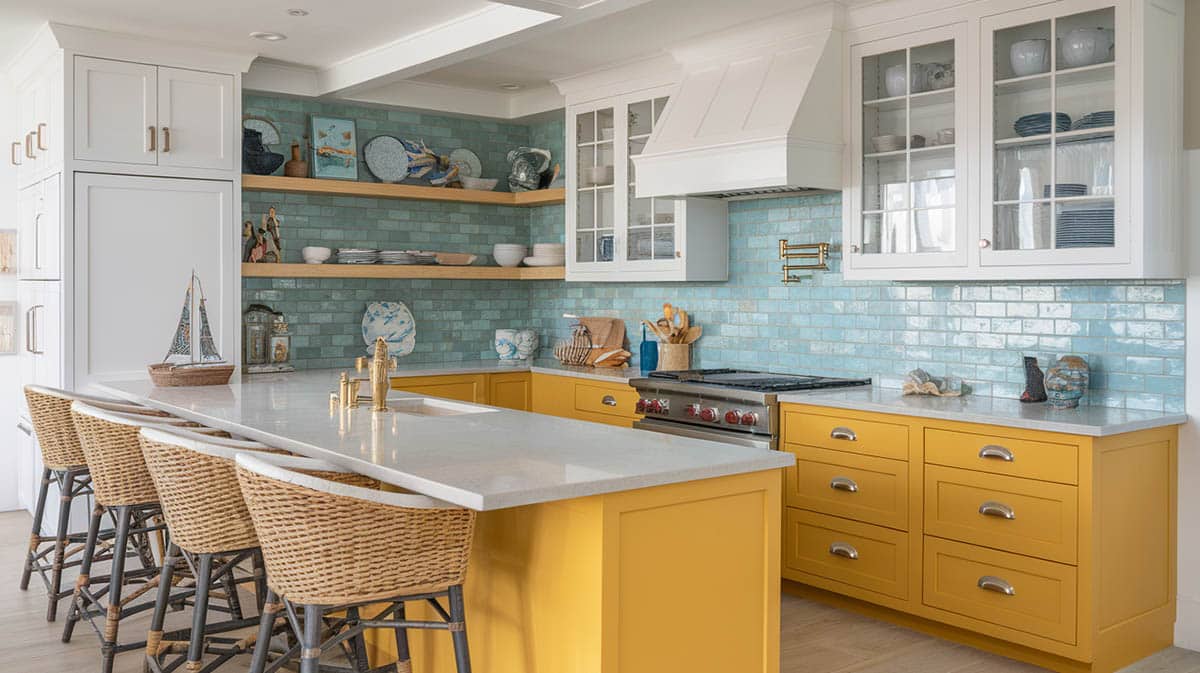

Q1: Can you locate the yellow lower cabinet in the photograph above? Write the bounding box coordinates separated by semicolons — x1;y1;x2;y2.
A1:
488;372;531;411
531;372;641;427
782;408;909;461
785;444;908;531
784;508;908;602
391;374;488;404
923;536;1077;646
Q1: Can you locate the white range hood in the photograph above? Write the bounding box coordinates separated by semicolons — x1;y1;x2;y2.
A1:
633;15;844;198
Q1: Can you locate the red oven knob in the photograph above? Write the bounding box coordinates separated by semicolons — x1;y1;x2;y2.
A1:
724;410;743;425
636;398;648;413
656;399;670;414
700;407;719;423
740;412;760;426
648;399;662;414
685;403;701;418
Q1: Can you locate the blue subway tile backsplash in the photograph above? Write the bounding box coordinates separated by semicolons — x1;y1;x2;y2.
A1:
240;96;1184;412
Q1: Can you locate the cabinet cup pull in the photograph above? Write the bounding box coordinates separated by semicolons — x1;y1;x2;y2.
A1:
830;426;857;441
830;476;859;493
148;125;157;152
828;542;859;560
36;122;47;151
977;575;1015;596
162;127;171;152
978;500;1015;520
601;395;617;407
978;444;1014;462
25;132;35;159
10;141;20;166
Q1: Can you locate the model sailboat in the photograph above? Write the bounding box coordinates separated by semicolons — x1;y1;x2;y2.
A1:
147;271;235;386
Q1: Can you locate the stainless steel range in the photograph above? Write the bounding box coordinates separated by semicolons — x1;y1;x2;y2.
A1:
630;369;871;450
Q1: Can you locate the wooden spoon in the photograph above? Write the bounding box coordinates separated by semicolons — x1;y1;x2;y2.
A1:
642;320;669;341
663;303;674;323
682;325;702;344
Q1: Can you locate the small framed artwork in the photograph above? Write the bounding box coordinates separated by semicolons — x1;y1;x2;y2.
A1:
309;115;358;180
0;230;14;274
0;301;16;354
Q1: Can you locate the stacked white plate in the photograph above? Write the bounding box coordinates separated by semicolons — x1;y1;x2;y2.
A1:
404;250;439;265
378;250;415;265
337;248;380;264
525;242;566;267
1056;207;1114;248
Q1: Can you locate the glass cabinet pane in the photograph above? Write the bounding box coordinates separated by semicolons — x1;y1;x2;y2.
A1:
575;107;615;264
627;96;675;263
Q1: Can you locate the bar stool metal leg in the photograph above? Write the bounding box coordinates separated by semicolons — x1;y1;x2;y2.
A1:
146;542;181;665
101;505;134;673
300;604;323;673
186;554;215;672
448;585;472;673
62;503;104;643
393;602;411;673
248;588;281;673
19;467;52;591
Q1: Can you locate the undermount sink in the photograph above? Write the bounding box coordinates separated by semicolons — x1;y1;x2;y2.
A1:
388;397;495;417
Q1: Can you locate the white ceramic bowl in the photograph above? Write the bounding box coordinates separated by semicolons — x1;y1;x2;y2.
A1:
582;165;614;186
493;244;528;267
1010;39;1050;77
533;243;565;255
459;176;498;191
301;246;332;264
1061;27;1114;67
884;64;907;97
523;256;565;267
871;134;906;152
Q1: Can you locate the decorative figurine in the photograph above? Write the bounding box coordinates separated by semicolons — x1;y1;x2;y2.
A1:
1045;355;1089;409
243;221;266;263
284;140;309;177
902;368;963;397
258;207;282;263
506;147;552;192
1020;356;1047;403
242;128;285;175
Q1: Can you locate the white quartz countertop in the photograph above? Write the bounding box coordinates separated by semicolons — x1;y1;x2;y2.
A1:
379;358;641;383
778;387;1187;437
96;370;790;511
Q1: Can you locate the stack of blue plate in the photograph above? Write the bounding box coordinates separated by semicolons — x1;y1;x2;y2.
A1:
1071;110;1114;130
1043;183;1088;198
1056;207;1114;248
1014;112;1072;137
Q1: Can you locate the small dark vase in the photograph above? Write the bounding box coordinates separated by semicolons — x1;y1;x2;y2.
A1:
1020;356;1047;403
242;129;285;175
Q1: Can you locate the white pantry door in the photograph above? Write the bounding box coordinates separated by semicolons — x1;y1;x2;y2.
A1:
157;67;235;171
74;174;236;386
73;57;157;165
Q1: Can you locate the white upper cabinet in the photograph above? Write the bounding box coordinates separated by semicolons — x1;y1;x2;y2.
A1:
13;58;63;187
843;0;1184;280
74;56;234;171
567;88;728;282
845;24;968;275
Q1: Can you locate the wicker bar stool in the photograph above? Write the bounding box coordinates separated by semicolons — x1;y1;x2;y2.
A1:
63;402;241;673
20;385;173;622
138;426;290;673
235;452;477;673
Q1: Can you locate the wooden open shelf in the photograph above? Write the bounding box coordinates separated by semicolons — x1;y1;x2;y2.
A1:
242;175;565;207
242;263;565;280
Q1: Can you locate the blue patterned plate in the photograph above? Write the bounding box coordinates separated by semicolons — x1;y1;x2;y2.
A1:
362;301;416;356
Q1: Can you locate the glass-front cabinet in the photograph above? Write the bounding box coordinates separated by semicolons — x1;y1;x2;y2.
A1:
845;24;968;274
566;88;728;282
981;1;1127;267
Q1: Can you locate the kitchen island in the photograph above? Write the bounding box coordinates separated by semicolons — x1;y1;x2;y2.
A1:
98;370;793;673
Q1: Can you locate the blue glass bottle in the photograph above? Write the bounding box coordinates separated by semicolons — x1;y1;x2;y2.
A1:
640;324;658;373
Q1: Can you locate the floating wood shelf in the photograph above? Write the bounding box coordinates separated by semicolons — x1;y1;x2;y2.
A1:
242;175;565;207
242;263;565;280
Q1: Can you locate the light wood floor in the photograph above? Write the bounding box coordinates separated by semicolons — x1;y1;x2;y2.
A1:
2;510;1198;672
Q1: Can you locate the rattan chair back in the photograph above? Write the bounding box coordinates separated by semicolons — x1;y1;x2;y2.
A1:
235;452;476;606
24;385;167;470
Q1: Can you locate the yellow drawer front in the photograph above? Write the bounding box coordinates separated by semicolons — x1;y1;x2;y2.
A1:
786;444;909;531
392;374;487;404
924;536;1077;645
785;509;908;600
574;381;639;419
783;410;908;461
924;465;1078;564
925;428;1078;485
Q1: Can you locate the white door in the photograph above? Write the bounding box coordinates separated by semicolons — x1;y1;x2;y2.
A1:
17;281;63;416
74;174;236;385
16;182;39;279
17;175;62;281
73;57;157;165
157;67;235;171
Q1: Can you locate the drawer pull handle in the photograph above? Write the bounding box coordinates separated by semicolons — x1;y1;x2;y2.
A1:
830;476;859;493
978;501;1015;520
977;575;1016;596
830;426;857;441
828;542;859;560
978;444;1014;462
601;395;617;407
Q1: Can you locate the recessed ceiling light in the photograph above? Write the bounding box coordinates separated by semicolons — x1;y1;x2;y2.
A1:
249;31;288;41
500;83;523;91
286;8;309;16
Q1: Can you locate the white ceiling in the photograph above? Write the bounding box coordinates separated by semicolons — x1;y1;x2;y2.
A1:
0;0;500;69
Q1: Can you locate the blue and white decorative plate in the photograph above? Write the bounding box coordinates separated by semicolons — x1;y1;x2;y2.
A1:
362;301;416;356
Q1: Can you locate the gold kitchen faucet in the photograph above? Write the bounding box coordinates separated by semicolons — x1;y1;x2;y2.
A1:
335;336;397;411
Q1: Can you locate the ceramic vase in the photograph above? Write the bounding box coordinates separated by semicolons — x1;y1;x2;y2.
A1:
514;329;539;360
657;343;690;371
495;329;520;361
1045;355;1089;409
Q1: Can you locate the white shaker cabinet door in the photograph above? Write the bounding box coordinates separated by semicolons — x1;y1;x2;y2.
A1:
73;57;157;165
157;67;235;171
18;281;63;393
74;174;236;385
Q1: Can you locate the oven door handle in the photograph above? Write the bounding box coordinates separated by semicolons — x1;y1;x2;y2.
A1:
632;417;775;450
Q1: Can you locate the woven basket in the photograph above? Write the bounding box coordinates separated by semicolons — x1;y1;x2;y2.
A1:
25;386;167;470
72;408;161;507
237;465;475;606
147;363;235;387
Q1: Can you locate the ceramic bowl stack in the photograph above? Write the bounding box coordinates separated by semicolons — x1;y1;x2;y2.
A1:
524;243;565;267
1071;110;1114;130
337;248;380;264
1056;206;1114;248
301;246;332;264
493;243;528;268
871;134;906;152
1014;112;1071;137
378;250;415;265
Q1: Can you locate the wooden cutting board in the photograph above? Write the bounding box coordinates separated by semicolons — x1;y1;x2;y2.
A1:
579;317;626;351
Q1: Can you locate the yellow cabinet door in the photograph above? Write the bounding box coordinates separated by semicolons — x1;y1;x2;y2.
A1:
785;508;909;601
925;428;1078;485
782;408;909;461
785;444;909;531
532;373;641;427
392;374;488;404
489;372;531;411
